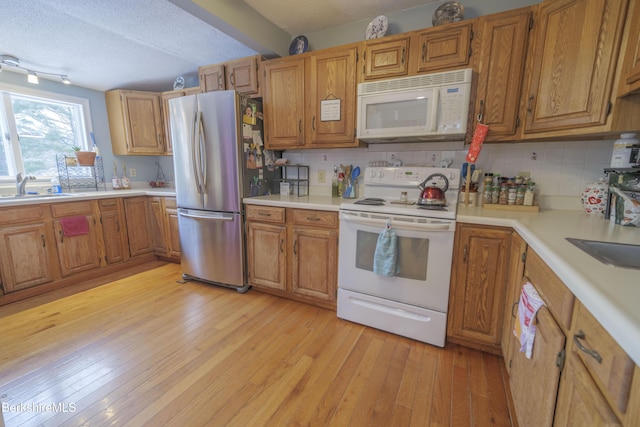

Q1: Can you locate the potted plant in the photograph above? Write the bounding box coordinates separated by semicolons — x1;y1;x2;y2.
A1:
73;146;96;166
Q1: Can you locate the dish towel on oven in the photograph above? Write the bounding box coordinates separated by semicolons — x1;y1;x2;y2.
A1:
513;282;545;359
373;224;398;276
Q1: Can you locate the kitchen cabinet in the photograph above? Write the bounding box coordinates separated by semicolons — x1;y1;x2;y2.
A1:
501;231;528;366
246;205;287;291
521;0;640;139
106;89;165;155
263;44;359;149
290;209;338;303
360;35;410;81
617;0;640;97
245;205;338;308
447;223;511;354
51;201;102;277
473;7;533;142
164;197;180;261
98;198;129;265
123;197;154;257
410;21;474;74
149;196;168;256
0;206;56;293
199;55;262;96
160;87;201;155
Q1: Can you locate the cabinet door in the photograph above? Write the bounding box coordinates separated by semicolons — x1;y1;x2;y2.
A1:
502;232;528;365
149;197;167;256
263;57;306;149
555;352;622;426
53;215;102;277
509;306;566;427
166;208;181;261
448;224;511;352
617;0;640;96
160;90;185;155
362;37;409;80
199;63;226;92
100;209;127;265
291;227;337;303
121;91;165;154
123;197;154;257
475;7;532;141
226;56;260;95
307;46;358;147
523;0;628;133
413;22;473;73
246;221;286;291
0;223;54;292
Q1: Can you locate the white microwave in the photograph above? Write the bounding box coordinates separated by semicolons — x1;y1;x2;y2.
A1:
357;68;472;143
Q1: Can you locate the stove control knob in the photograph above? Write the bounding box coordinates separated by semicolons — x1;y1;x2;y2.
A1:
379;171;385;178
370;170;377;178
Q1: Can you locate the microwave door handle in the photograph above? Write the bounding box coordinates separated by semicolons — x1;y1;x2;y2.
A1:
429;89;440;132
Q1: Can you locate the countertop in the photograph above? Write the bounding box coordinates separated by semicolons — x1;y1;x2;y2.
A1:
244;194;640;366
0;189;177;207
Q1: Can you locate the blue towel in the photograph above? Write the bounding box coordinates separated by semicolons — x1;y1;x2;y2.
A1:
373;227;398;276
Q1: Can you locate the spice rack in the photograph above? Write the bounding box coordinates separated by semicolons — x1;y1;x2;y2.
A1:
277;164;309;197
56;154;106;192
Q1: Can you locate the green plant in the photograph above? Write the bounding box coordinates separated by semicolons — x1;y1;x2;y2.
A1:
72;146;81;151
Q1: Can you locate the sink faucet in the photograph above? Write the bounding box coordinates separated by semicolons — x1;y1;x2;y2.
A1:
16;173;35;196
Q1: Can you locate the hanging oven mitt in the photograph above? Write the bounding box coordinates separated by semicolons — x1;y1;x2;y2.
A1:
373;222;398;277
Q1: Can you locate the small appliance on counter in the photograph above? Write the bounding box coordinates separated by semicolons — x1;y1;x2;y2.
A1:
604;167;640;226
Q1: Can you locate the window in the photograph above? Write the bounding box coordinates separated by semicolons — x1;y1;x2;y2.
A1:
0;84;93;179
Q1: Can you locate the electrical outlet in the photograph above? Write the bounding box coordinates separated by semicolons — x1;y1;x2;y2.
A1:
317;169;326;183
129;168;136;177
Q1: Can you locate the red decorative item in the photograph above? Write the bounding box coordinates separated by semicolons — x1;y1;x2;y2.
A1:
466;123;489;163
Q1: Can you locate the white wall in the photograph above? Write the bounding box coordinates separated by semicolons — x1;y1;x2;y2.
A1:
283;139;616;210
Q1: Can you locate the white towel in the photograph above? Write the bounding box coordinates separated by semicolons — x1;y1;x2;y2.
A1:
373;226;398;276
513;282;545;359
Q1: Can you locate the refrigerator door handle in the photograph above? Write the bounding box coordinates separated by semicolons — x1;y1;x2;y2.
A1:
192;110;204;194
178;210;233;222
197;113;208;192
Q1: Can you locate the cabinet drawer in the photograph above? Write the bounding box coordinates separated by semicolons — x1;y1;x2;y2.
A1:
524;248;575;333
99;198;119;211
571;302;634;414
0;205;45;225
291;209;337;228
246;205;285;224
164;197;177;209
51;201;94;217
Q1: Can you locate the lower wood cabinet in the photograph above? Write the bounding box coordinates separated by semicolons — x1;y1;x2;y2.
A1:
149;196;168;256
447;223;511;353
123;197;155;257
164;198;180;261
245;205;338;309
99;198;129;265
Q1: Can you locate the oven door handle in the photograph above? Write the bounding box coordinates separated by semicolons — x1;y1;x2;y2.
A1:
340;213;453;232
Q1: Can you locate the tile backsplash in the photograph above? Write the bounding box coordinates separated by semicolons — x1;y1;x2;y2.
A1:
283;139;615;210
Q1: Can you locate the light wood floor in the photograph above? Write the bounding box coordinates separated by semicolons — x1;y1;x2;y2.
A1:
0;263;512;426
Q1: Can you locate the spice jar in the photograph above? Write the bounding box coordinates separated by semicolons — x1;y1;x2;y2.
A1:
524;183;535;206
508;187;517;205
516;187;525;205
491;186;500;204
482;186;493;205
499;184;508;205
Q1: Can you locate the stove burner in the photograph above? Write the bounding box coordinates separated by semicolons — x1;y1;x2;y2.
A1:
354;198;386;206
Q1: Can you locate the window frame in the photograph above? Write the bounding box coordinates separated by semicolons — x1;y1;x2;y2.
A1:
0;82;94;183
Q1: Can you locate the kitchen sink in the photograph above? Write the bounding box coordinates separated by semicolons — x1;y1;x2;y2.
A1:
566;238;640;270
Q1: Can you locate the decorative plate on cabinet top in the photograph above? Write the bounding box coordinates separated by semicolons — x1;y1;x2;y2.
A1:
432;1;464;26
289;35;309;55
365;15;388;40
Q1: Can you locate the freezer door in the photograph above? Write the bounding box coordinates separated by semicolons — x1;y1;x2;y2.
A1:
169;95;202;210
197;91;243;212
178;209;245;288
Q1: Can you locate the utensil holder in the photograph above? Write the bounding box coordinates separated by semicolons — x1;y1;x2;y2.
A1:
343;177;358;199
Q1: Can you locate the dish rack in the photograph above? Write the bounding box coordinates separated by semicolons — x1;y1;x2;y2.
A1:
277;164;309;196
56;154;106;192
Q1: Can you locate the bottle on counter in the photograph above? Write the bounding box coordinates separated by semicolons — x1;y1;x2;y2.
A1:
51;176;62;194
524;183;535;206
112;161;122;190
121;161;131;190
332;165;339;198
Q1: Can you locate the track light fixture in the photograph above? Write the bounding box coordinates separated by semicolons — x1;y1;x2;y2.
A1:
0;54;71;85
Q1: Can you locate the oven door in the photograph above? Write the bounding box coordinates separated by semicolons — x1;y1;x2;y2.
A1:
338;210;455;312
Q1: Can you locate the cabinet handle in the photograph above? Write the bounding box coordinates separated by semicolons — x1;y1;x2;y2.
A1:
422;42;427;62
258;212;271;217
477;99;484;124
401;47;406;65
41;234;46;248
512;301;519;318
293;239;297;255
280;238;284;253
299;119;302;133
574;330;603;364
218;75;223;90
312;116;316;131
230;72;235;87
527;95;535;113
462;244;467;263
306;216;320;221
116;219;120;233
59;230;64;243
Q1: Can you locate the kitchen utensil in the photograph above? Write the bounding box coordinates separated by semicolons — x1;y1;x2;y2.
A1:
417;173;449;206
344;167;360;198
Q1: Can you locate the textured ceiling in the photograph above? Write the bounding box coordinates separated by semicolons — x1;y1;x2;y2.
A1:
0;0;440;92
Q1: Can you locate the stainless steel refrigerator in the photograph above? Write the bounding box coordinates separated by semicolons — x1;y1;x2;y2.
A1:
169;90;279;292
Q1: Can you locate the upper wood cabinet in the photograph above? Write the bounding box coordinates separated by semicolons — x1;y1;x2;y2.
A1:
106;90;165;155
361;36;410;81
617;0;640;97
160;87;201;155
410;21;474;74
473;7;533;142
263;44;359;150
521;0;640;138
199;55;262;96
